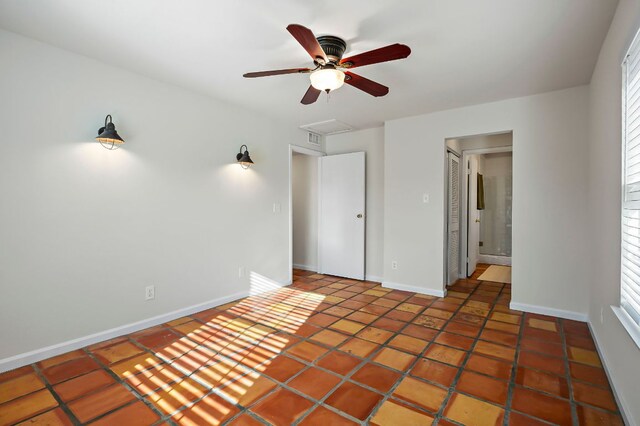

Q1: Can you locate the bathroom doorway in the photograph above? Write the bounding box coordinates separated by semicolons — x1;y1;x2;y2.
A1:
478;151;512;266
444;132;513;284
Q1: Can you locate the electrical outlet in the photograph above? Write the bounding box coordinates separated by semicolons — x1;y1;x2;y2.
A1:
239;267;245;278
273;203;281;213
423;193;430;203
391;260;398;270
145;285;155;301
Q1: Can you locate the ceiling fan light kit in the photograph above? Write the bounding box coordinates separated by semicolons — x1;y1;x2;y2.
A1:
310;66;345;92
243;24;411;104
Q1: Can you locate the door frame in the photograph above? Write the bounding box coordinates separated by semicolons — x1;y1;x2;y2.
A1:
288;144;325;285
460;146;512;278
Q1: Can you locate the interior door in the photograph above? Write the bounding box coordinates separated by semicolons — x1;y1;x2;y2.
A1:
447;152;460;285
318;152;365;280
467;156;480;276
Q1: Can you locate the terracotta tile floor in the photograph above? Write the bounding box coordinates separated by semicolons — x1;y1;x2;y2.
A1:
0;265;623;425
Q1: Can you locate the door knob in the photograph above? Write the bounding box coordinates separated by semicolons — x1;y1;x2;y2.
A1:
475;219;480;223
357;214;363;219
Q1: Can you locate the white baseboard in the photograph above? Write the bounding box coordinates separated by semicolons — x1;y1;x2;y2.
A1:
293;263;317;272
365;275;383;283
478;255;511;266
0;282;288;374
588;321;634;426
509;301;588;322
382;281;446;298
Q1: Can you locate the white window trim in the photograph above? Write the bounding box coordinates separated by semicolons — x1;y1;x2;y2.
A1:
611;306;640;349
617;28;640;350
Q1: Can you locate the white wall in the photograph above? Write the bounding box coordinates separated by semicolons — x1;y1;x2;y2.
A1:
325;127;384;282
291;153;318;271
587;0;640;423
384;85;591;315
0;29;317;363
479;153;513;258
483;152;513;178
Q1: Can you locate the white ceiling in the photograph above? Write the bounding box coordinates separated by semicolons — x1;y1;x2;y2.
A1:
0;0;618;130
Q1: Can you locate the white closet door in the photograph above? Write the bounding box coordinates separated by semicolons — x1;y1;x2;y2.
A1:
318;152;365;280
447;152;460;285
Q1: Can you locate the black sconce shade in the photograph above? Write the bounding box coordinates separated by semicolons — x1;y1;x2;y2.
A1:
96;115;125;150
236;145;254;169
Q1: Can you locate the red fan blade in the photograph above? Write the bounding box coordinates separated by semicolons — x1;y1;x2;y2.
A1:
301;85;321;105
340;44;411;68
344;72;389;97
287;24;328;63
243;68;311;78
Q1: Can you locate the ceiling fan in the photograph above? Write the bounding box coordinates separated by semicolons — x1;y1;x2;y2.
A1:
243;24;411;105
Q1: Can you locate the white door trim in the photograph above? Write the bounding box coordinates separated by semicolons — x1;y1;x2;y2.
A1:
460;146;512;278
288;145;325;285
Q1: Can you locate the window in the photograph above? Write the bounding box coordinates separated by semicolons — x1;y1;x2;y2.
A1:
617;32;640;348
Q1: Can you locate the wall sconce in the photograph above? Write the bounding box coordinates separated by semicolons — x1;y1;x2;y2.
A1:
236;145;254;169
96;115;125;150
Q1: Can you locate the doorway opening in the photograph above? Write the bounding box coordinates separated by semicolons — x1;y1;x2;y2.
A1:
288;145;366;284
288;145;324;284
444;132;513;287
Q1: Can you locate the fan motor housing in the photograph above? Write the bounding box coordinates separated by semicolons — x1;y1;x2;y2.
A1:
316;35;347;63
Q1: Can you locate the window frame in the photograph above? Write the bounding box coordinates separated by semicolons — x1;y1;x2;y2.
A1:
615;29;640;349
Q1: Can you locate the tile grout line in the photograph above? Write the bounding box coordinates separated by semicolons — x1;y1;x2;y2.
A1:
502;292;526;426
560;319;580;425
220;281;390;425
26;344;173;426
314;295;438;424
7;269;618;425
257;287;428;425
81;346;178;426
139;284;378;425
190;275;612;423
432;279;509;424
365;296;463;423
359;278;510;423
6;272;489;425
345;292;444;424
30;362;83;426
231;284;434;425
